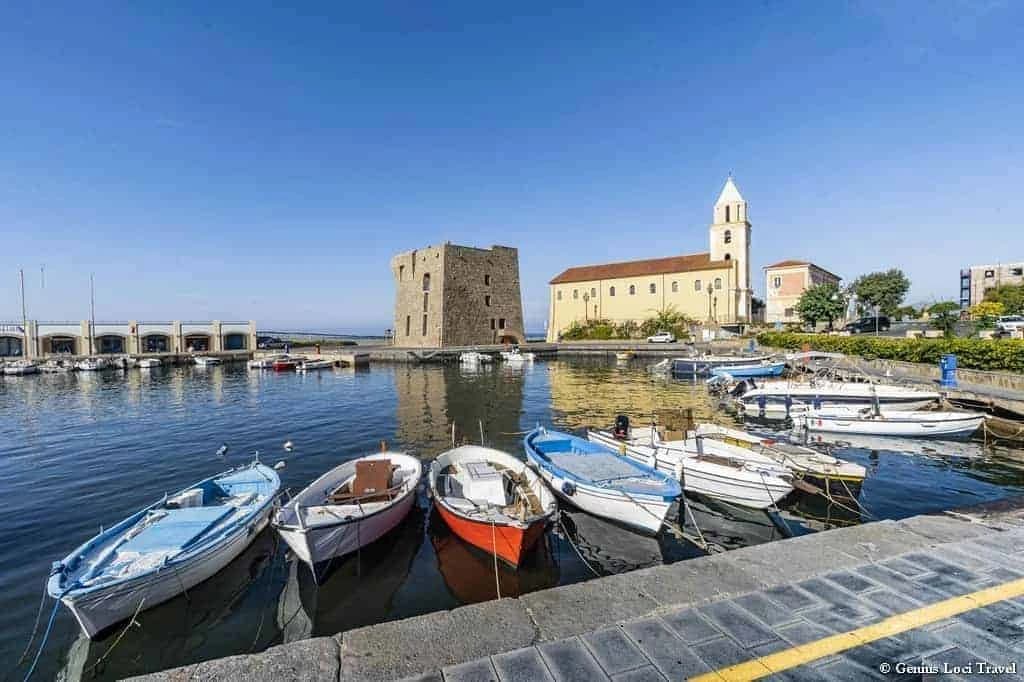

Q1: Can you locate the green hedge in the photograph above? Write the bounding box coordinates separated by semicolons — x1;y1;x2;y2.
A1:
756;332;1024;372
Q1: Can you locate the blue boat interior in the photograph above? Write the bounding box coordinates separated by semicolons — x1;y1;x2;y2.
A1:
528;430;680;498
65;465;278;589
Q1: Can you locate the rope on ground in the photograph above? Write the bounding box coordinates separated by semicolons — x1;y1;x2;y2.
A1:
83;597;146;675
557;515;602;578
490;518;502;600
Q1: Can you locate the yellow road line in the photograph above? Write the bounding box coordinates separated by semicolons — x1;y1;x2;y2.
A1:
690;576;1024;681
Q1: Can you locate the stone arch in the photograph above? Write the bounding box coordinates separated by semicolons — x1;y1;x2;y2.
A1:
0;335;23;357
142;333;171;353
223;333;247;351
96;334;126;354
41;335;77;355
184;334;211;352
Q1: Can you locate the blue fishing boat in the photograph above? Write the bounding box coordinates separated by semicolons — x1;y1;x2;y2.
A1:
672;354;772;376
48;461;280;638
710;361;786;379
524;427;680;535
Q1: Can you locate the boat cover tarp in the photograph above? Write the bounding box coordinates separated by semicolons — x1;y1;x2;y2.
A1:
120;506;234;554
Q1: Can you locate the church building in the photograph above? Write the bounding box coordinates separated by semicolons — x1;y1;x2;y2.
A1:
546;177;752;341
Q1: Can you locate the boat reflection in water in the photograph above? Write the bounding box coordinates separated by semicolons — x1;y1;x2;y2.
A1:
277;504;425;643
58;530;277;682
429;508;559;603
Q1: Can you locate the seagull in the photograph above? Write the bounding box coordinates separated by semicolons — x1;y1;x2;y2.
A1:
283;440;294;452
216;443;229;457
273;461;287;470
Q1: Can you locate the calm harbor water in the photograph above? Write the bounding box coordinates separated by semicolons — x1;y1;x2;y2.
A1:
3;358;1024;679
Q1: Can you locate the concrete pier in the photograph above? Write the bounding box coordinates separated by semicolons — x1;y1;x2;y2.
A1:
130;500;1024;681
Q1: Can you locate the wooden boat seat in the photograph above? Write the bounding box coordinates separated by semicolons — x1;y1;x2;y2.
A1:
328;460;396;504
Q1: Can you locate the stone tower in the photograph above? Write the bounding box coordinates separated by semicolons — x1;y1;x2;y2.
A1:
709;176;752;322
391;243;526;348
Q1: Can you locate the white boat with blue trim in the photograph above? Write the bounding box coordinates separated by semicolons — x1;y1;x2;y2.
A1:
792;406;985;439
48;460;281;638
524;427;681;535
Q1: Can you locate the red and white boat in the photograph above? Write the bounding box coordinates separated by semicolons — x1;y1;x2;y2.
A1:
272;357;301;372
429;446;556;567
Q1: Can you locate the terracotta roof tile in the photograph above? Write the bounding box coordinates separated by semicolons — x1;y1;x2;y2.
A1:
549;252;729;284
764;260;841;280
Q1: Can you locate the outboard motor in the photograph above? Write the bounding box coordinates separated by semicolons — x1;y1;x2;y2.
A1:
729;379;751;398
613;414;630;440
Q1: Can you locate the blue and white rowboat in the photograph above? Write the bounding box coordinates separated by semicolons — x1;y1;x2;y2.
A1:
710;361;786;379
48;461;280;638
524;427;681;535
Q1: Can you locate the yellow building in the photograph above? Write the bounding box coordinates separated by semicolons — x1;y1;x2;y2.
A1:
546;177;752;341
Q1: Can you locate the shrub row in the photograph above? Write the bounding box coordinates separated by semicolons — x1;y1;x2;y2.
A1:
756;332;1024;373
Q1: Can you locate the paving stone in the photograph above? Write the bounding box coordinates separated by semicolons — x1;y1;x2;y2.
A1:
728;534;865;584
931;622;1021;672
442;658;499;682
763;584;820;612
581;627;650;676
902;553;981;583
955;540;1024;571
609;666;666;681
801;602;877;633
491;647;555;682
940;546;999;572
400;673;443;682
734;592;801;627
776;619;834;647
881;557;930;578
924;645;994;676
898;627;955;661
698;600;780;648
975;528;1024;553
958;602;1024;644
660;607;722;644
897;514;996;543
916;572;977;598
762;670;830;682
840;636;909;674
823;570;877;594
796;577;859;605
856;564;947;605
135;637;341;682
692;632;762;670
861;588;926;618
987;567;1024;582
622;617;712;680
630;554;764;608
814;656;878;680
537;638;609;682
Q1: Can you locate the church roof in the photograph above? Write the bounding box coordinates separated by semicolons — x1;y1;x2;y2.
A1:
715;176;745;205
549;252;730;284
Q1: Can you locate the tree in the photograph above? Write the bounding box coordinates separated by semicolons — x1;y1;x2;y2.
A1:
894;305;919;322
928;301;960;338
983;284;1024;315
639;305;692;339
851;269;911;317
969;301;1004;330
794;283;846;330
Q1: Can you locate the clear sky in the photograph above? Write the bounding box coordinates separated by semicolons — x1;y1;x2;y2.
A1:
2;1;1021;333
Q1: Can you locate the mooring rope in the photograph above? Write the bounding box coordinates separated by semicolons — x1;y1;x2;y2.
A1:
489;518;502;600
20;596;62;682
556;516;602;578
11;581;48;672
83;597;147;675
250;533;281;652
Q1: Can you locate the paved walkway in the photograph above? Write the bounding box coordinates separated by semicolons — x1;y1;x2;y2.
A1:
134;502;1024;682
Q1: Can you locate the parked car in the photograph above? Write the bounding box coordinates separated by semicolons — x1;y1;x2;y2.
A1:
996;315;1024;334
647;331;677;343
844;316;891;334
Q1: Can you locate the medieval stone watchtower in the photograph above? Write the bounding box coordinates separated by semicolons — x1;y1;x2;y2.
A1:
390;243;526;347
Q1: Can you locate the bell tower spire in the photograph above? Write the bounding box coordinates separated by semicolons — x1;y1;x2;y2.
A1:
709;176;752;321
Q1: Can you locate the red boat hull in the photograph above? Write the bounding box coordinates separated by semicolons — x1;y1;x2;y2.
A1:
272;361;297;372
435;503;548;568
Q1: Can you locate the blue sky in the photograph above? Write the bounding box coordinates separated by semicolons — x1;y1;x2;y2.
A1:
1;1;1021;333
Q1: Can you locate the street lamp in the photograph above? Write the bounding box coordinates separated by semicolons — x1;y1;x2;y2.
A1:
706;283;714;322
582;292;590;322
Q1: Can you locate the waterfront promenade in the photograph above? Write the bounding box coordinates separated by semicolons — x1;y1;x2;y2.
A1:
132;500;1024;681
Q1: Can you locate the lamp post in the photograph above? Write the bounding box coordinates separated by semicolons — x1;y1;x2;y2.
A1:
583;292;590;322
706;283;714;322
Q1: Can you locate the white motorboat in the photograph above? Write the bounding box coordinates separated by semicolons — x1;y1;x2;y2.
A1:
588;426;794;510
296;359;335;372
792;406;986;439
193;356;222;367
459;352;493;365
692;423;867;491
734;378;941;417
673;354;772;376
248;354;286;369
3;359;39;375
524;427;681;535
76;358;108;372
137;358;162;369
39;359;75;373
500;348;535;364
273;452;421;573
48;461;281;638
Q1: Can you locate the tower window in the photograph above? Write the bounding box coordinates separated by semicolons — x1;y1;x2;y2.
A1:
714;278;722;290
694;279;702;292
405;315;410;336
557;290;562;301
609;286;616;296
649;283;656;294
485;295;491;307
594;305;598;317
591;287;596;298
573;289;578;299
773;276;782;288
671;281;678;292
725;206;730;222
423;293;429;311
422;273;431;291
724;229;732;244
399;265;405;280
422;314;428;336
629;285;636;295
725;253;731;261
499;318;506;329
484;274;491;285
490;319;495;330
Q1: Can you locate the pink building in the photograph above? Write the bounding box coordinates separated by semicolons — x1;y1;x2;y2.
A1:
764;260;841;325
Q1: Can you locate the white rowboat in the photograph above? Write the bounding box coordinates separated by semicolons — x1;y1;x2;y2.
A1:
736;379;940;417
793;407;985;439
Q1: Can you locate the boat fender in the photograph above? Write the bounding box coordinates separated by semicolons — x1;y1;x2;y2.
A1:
813;397;823;410
50;561;64;578
561;481;576;497
757;395;767;415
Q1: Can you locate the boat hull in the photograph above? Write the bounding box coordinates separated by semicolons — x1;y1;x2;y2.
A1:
673;356;770;376
434;502;547;567
276;491;417;567
539;468;671;535
711;362;785;378
796;411;985;438
60;509;273;638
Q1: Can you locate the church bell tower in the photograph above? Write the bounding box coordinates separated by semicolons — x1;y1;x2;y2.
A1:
709;176;752;322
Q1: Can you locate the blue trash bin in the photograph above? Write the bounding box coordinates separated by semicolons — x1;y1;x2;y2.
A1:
940;353;958;388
